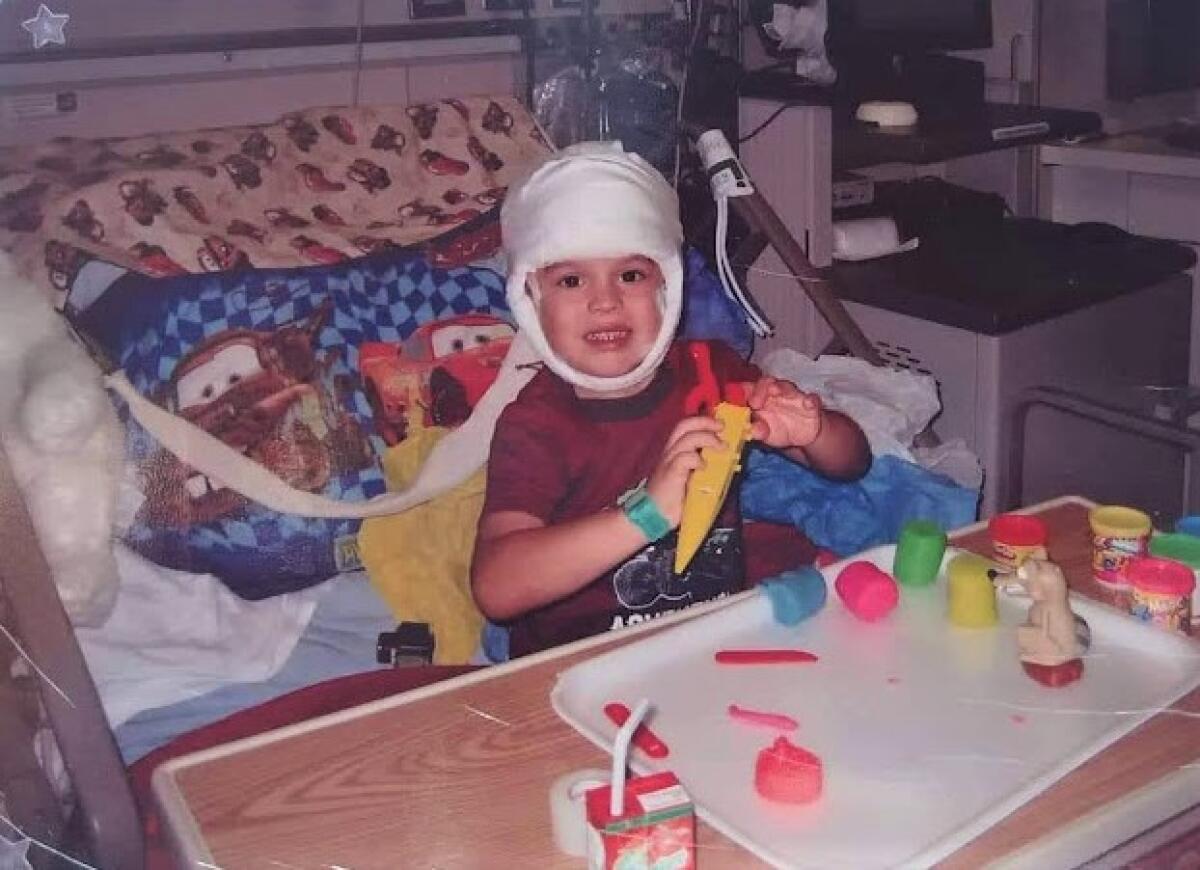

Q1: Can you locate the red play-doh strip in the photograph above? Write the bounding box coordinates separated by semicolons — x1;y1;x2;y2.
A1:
728;704;799;731
714;649;819;665
604;702;670;759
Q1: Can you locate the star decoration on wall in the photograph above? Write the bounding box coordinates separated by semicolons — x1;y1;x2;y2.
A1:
22;4;70;50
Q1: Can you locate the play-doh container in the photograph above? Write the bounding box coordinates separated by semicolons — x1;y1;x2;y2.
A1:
1127;556;1194;635
1089;505;1151;586
1148;532;1200;631
988;513;1048;569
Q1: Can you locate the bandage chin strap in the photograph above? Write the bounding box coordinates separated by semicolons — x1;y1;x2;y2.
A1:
105;335;541;519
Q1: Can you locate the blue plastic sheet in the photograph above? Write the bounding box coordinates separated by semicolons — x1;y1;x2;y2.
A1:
679;248;754;359
741;447;979;557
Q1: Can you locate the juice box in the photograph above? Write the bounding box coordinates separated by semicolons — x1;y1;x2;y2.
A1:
585;771;695;870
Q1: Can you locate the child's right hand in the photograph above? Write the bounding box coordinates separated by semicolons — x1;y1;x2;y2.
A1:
645;415;725;527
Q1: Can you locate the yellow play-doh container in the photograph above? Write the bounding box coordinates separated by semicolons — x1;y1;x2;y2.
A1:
946;553;998;628
1089;505;1151;588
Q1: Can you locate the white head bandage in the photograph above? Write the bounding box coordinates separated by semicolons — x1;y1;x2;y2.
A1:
501;141;684;393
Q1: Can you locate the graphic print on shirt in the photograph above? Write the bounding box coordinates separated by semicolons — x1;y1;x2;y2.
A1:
611;526;739;616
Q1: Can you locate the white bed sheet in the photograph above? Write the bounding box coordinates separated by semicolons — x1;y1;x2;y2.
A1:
77;544;322;730
111;567;399;763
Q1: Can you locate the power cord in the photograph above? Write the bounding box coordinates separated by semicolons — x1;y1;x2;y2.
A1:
673;0;708;186
737;100;794;143
520;0;536;109
350;0;367;106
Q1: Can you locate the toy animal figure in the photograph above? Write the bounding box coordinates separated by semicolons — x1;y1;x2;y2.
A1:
0;251;123;626
1013;558;1083;667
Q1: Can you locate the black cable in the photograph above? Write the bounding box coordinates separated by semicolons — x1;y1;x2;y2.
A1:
737;101;793;143
520;0;535;109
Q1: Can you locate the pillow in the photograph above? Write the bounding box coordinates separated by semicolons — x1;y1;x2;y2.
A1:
71;220;512;599
67;211;752;602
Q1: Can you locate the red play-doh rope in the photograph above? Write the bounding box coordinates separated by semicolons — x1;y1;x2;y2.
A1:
714;649;819;665
727;704;799;731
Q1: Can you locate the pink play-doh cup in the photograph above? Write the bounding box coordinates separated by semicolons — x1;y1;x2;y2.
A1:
1127;556;1194;635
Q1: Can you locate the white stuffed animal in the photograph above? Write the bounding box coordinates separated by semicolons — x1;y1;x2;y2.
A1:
0;251;122;626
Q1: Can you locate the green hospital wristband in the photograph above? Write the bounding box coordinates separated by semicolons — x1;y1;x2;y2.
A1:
617;480;672;543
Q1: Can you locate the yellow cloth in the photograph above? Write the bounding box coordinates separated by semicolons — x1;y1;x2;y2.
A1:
358;426;487;665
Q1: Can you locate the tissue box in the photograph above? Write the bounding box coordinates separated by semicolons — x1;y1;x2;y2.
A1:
585;771;695;869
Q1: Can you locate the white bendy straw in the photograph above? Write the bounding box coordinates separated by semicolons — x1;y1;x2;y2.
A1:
610;698;652;816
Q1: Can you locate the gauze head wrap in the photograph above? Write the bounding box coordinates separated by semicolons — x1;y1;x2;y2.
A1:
501;141;683;393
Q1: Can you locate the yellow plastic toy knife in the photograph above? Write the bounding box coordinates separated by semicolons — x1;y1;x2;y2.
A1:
674;400;752;574
674;342;755;574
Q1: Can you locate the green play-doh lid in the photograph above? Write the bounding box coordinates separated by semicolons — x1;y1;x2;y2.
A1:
1149;532;1200;569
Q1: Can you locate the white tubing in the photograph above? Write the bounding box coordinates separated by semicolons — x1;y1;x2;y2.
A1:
610;697;651;817
697;129;773;339
715;194;773;338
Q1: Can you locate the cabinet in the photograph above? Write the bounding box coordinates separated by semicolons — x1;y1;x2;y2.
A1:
1040;132;1200;383
737;98;1192;518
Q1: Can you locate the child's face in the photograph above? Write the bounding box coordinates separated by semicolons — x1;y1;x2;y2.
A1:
534;255;664;393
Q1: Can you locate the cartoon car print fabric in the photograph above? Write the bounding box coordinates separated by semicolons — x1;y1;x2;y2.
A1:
69;247;513;599
0;96;550;307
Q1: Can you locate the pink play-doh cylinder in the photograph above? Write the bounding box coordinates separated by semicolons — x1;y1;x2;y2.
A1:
1127;556;1194;635
1089;506;1151;606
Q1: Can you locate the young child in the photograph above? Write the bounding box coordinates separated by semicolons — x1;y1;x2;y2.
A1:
471;142;870;657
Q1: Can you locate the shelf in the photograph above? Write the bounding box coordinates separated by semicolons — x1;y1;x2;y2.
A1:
833;102;1102;171
830;219;1196;335
738;69;1102;170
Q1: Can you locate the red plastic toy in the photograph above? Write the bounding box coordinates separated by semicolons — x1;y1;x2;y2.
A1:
683;342;747;416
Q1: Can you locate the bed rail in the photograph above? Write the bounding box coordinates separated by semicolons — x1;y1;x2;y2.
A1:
0;445;143;868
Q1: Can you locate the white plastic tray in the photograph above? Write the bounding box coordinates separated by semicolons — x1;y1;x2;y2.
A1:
551;545;1200;869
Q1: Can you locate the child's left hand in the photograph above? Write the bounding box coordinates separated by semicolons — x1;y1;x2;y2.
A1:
743;377;823;449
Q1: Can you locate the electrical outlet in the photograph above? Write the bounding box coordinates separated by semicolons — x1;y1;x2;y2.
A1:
4;91;77;122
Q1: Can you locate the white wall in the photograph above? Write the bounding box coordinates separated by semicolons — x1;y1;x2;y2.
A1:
0;1;357;56
0;34;524;145
1038;0;1200;131
955;0;1037;86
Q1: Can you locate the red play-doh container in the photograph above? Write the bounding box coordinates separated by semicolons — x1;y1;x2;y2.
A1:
988;513;1048;569
1127;556;1194;635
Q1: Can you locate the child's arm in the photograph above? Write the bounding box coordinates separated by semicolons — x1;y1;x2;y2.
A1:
745;377;871;482
471;415;723;621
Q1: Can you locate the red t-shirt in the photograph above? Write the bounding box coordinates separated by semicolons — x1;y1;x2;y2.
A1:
482;340;761;656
